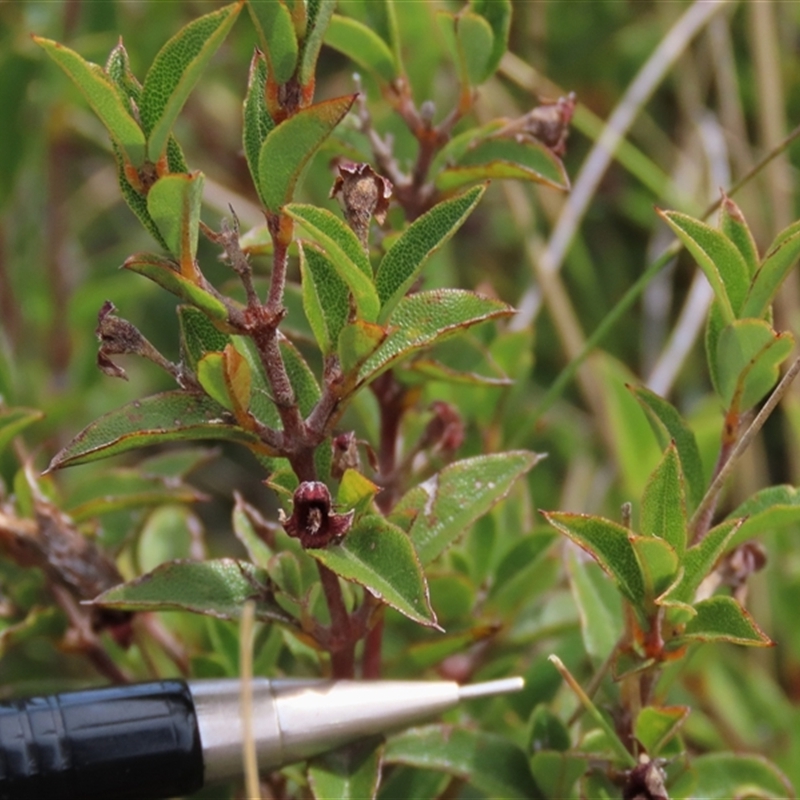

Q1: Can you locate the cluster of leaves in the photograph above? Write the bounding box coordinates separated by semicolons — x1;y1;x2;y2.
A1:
1;1;800;799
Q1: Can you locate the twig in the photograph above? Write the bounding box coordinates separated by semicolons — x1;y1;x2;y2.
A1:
240;601;261;800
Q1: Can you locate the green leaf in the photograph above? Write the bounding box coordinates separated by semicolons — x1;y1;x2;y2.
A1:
357;290;514;387
456;12;493;87
629;535;679;603
286;204;379;321
661;518;742;606
140;1;243;161
566;553;623;664
299;242;350;354
0;408;43;457
720;195;759;278
258;94;356;213
337;469;380;516
436;137;569;193
309;515;437;628
680;596;772;646
34;37;146;168
242;49;275;207
384;725;541;800
634;705;690;757
728;485;800;548
197;351;233;411
629;384;705;512
469;0;511;80
308;738;383;800
409;451;541;566
640;443;687;558
46;391;274;471
299;0;336;87
104;38;142;106
247;0;298;84
670;753;793;800
279;337;321;415
112;147;169;249
543;512;645;607
232;495;272;569
375;186;485;321
658;209;749;322
338;320;386;375
705;299;726;398
529;705;571;753
529;752;587;800
324;15;396;85
716;319;793;411
124;253;230;322
146;172;204;270
178;305;230;371
743;221;800;319
91;558;293;624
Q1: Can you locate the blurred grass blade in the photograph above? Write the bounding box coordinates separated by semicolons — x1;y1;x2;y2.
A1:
324;15;397;85
0;408;44;457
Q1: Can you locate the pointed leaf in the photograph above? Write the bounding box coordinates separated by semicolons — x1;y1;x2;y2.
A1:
34;37;146;167
717;319;793;410
543;512;645;606
630;535;680;602
124;253;230;322
640;443;687;558
634;706;690;757
680;595;772;646
112;146;168;249
437;138;568;193
337;469;380;516
629;384;705;512
258;94;356;213
299;0;336;87
409;451;541;566
91;558;293;624
299;242;350;354
658;210;749;321
243;48;275;206
728;485;800;548
357;290;513;387
47;391;274;471
469;0;511;80
308;738;383;800
0;408;44;457
232;495;272;569
662;518;742;605
279;336;321;415
671;753;793;800
247;0;298;84
286;204;379;320
178;306;230;371
384;725;541;800
140;2;243;161
324;15;397;85
744;221;800;319
309;515;437;627
375;186;485;321
146;172;204;275
720;195;759;278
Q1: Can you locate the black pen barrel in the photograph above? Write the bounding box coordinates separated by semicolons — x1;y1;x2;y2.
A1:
0;680;203;800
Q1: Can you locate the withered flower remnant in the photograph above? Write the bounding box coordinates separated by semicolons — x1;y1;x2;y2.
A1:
281;482;354;549
330;161;393;250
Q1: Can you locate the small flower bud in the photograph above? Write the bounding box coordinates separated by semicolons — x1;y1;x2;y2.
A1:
331;432;361;480
281;481;354;549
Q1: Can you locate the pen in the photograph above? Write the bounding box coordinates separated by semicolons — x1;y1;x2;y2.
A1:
0;676;524;800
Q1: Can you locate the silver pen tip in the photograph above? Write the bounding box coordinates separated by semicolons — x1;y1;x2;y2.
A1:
457;676;525;700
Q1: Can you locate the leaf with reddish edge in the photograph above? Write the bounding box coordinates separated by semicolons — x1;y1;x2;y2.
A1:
34;37;146;168
140;1;243;161
720;194;759;279
299;0;336;87
356;290;513;388
258;94;356;214
178;305;230;371
640;443;687;558
727;485;800;549
46;391;277;471
146;172;204;277
339;321;387;375
744;220;800;319
246;0;298;85
408;451;542;566
324;15;397;85
543;511;646;607
375;186;485;322
309;515;438;628
678;595;773;646
124;253;231;323
242;49;274;207
90;558;294;625
299;242;350;355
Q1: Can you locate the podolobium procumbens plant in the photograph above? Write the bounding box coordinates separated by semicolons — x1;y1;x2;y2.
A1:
0;0;795;797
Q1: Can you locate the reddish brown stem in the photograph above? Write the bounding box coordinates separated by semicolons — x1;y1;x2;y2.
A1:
318;563;355;678
361;605;385;679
